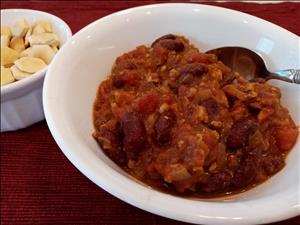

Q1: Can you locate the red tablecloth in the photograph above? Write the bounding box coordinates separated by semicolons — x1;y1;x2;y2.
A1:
1;1;300;224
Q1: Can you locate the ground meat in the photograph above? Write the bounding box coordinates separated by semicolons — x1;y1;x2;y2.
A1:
93;34;298;197
112;70;140;88
135;92;159;115
274;125;298;151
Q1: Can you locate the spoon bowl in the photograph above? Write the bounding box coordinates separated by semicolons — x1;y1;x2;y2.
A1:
206;47;300;83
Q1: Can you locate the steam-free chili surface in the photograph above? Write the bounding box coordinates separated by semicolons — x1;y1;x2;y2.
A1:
93;35;298;197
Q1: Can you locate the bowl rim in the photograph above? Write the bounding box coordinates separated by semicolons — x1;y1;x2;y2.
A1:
1;8;72;102
43;3;300;225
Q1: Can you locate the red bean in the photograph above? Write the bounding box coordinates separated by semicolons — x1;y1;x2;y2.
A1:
151;34;176;47
159;39;185;52
226;118;258;150
178;63;208;84
201;98;219;116
180;63;208;77
112;77;125;88
231;154;258;187
152;34;185;52
178;73;194;85
154;110;176;146
202;171;232;193
262;155;284;176
120;112;146;156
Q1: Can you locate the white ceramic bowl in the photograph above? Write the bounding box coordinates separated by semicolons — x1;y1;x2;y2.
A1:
43;3;300;225
1;9;72;132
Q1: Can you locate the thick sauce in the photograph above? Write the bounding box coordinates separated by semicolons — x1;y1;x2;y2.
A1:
93;35;298;197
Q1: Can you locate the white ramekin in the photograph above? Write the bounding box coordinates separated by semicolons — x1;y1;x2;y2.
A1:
1;9;72;132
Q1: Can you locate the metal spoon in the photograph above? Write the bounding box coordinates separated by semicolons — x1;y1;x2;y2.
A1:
205;47;300;84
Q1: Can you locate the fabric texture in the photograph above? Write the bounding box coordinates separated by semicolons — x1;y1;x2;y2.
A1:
1;1;300;224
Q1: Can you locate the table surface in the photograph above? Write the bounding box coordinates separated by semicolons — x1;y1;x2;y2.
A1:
1;1;300;225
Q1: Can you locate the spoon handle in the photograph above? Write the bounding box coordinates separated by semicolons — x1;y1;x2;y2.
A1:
268;69;300;84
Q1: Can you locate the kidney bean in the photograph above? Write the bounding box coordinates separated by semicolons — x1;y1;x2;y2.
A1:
120;112;146;155
178;63;208;85
178;73;194;85
231;153;258;188
159;39;185;52
226;118;258;150
114;121;123;145
201;98;219;116
112;77;125;88
247;104;261;116
180;63;208;77
262;155;284;176
151;34;176;47
151;34;184;52
154;110;176;146
202;171;232;193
